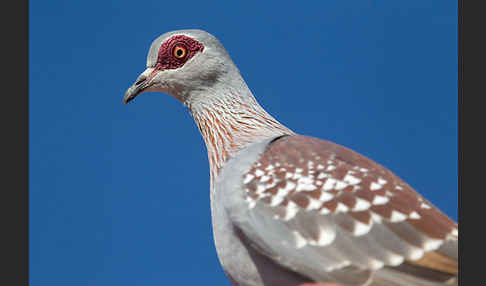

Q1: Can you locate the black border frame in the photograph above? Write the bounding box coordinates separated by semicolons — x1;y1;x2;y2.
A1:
1;0;28;285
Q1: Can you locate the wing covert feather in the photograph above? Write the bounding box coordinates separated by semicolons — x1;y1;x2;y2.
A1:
224;135;457;286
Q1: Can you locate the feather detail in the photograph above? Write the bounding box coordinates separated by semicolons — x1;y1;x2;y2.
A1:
191;94;292;179
409;248;458;275
227;134;458;285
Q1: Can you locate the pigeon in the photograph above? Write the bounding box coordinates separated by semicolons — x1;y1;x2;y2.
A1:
123;29;458;286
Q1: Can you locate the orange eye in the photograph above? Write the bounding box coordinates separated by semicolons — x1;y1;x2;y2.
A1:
173;45;187;59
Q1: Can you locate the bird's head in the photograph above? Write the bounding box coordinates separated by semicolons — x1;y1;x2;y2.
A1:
123;29;234;104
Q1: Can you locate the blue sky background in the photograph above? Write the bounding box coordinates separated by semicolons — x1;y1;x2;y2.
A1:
30;1;457;285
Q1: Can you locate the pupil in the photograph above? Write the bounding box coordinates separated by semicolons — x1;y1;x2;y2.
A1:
177;49;183;56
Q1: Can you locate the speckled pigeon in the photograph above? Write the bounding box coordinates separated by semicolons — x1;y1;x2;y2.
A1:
123;30;458;286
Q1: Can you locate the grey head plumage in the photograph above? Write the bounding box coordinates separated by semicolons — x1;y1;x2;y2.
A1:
124;29;241;105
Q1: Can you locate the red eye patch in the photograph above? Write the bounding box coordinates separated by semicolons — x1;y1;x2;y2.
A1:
156;35;204;70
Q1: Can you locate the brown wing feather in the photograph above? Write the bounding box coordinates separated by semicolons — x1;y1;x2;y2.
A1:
410;249;458;275
237;135;458;285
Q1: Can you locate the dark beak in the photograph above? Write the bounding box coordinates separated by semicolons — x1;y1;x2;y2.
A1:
123;73;149;104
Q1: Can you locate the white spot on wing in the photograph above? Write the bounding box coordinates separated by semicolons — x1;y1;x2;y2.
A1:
326;165;336;171
259;175;271;183
378;178;387;185
256;184;267;193
335;202;349;213
319;191;334;202
310;226;336;246
420;202;431;209
246;197;256;209
388;254;405;266
320;207;330;214
353;220;372;236
370;182;382;191
343;174;361;185
269;195;284;207
369;259;385;270
372;195;389;205
370;212;383;223
280;181;296;195
353;198;371;211
243;174;254;184
389;210;408;222
317;172;329;179
254;169;264;177
292;173;303;180
451;228;458;237
292;231;307;248
296;176;317;191
409;248;424;261
322;178;337;191
423;238;444;251
335;181;348;190
265;165;274;171
283;201;300;220
264;179;277;189
409;211;421;219
307;197;322;210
